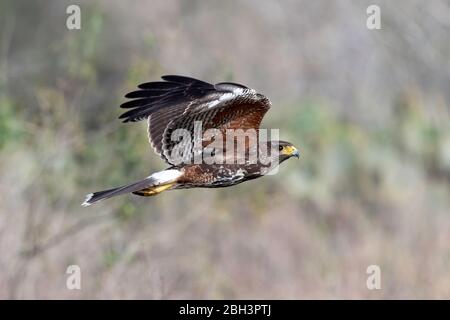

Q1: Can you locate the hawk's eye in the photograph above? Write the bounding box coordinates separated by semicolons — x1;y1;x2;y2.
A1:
278;145;283;151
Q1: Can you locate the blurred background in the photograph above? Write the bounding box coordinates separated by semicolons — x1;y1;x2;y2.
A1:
0;0;449;299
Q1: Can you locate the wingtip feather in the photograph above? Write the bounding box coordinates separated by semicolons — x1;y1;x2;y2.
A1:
81;193;93;207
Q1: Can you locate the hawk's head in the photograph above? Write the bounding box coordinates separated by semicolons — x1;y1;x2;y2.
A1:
275;140;300;162
258;140;299;165
254;140;299;175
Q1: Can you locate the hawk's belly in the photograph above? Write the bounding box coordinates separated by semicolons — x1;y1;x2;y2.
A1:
174;164;260;189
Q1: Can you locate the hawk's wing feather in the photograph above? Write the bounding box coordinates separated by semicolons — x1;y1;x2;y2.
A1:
119;75;271;165
161;75;213;87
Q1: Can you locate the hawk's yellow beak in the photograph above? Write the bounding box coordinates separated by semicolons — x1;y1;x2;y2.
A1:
281;145;300;158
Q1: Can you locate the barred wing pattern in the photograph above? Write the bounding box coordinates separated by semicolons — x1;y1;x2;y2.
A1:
119;75;271;165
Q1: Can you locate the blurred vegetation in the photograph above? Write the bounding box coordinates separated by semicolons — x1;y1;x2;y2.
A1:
0;0;449;299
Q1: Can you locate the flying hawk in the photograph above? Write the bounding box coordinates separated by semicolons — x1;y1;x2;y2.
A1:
82;75;299;206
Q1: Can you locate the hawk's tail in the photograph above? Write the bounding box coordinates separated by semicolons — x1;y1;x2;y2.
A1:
81;169;183;207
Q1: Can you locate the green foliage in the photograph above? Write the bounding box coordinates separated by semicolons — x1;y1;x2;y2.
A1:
0;96;24;149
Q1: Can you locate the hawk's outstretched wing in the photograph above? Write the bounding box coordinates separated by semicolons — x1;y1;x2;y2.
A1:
119;75;271;165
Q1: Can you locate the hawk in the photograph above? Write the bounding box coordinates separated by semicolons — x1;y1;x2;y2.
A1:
82;75;299;206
